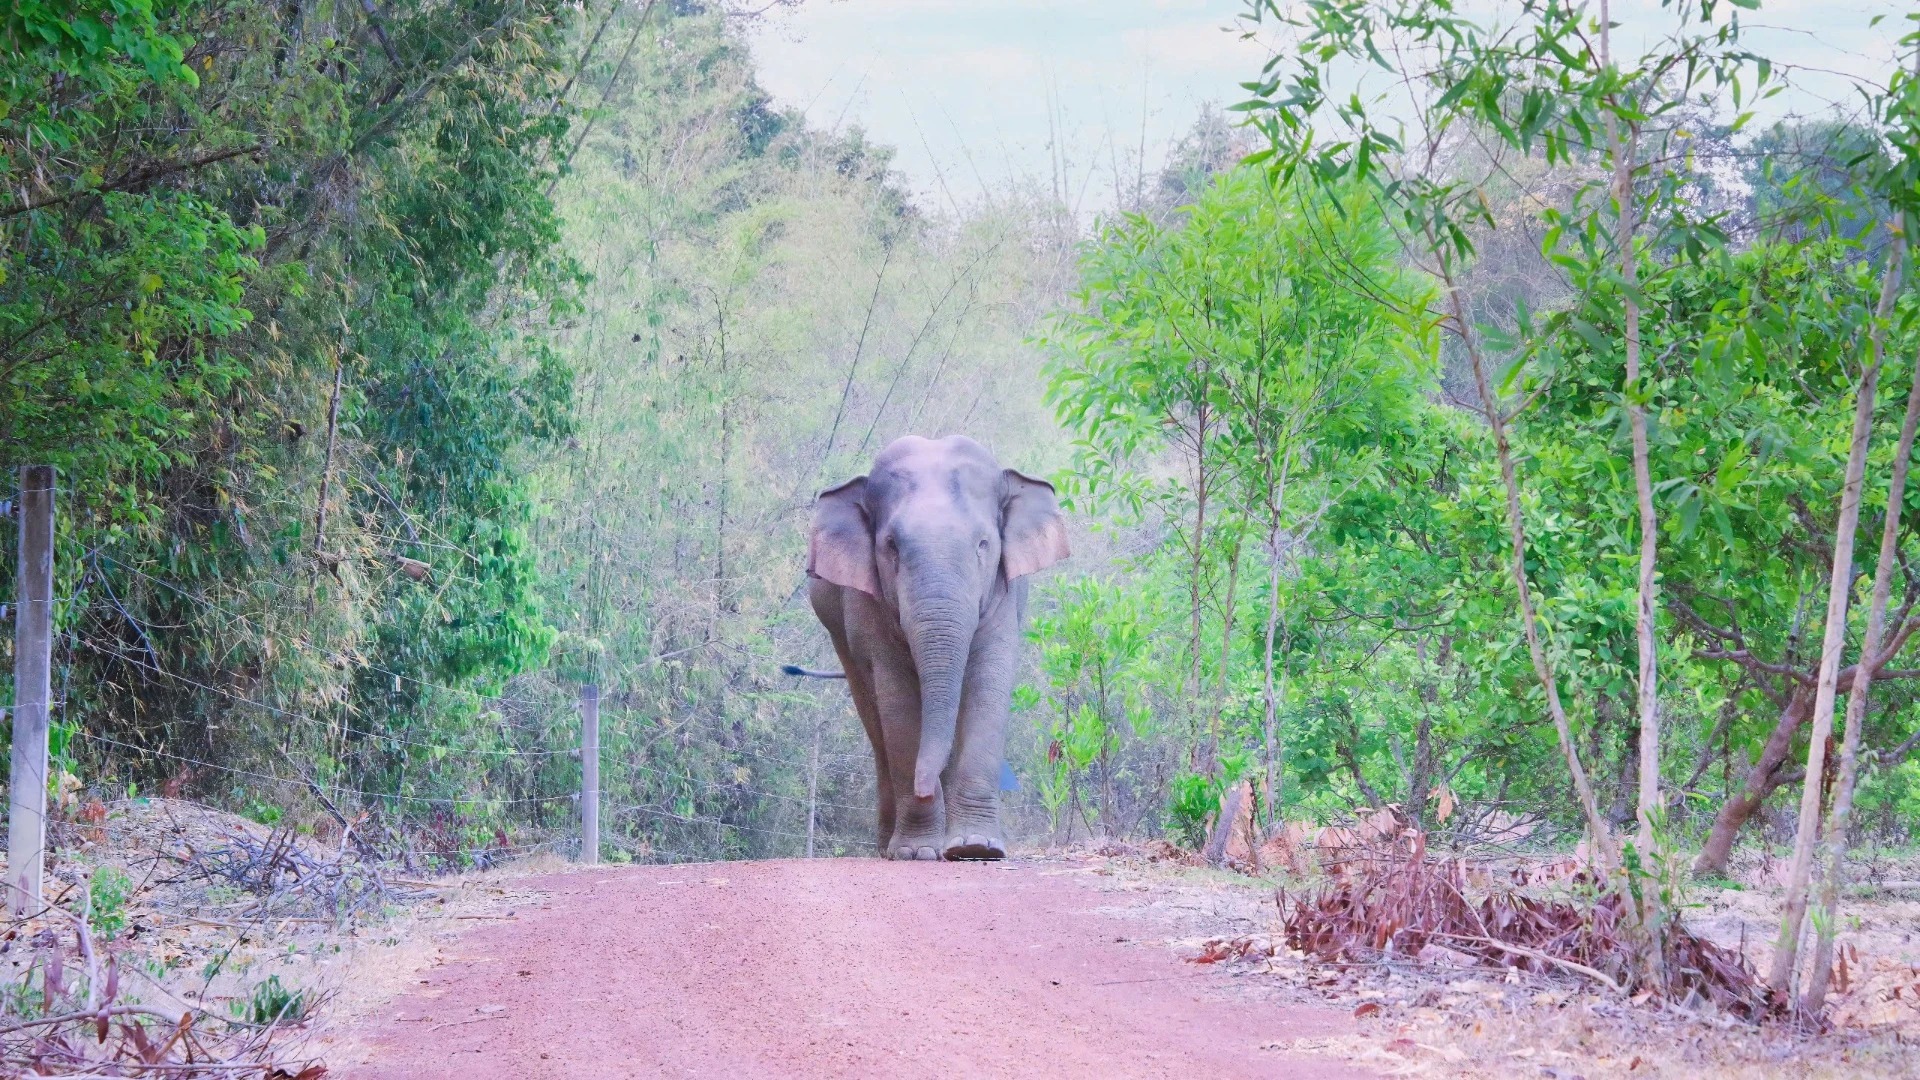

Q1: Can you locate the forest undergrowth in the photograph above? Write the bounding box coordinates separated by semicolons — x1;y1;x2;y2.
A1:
0;792;574;1077
1065;841;1920;1078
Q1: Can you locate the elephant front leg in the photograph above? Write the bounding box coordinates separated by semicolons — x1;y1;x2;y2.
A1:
943;599;1018;860
871;657;946;860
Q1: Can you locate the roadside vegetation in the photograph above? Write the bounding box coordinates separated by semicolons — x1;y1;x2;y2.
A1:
4;0;1919;1059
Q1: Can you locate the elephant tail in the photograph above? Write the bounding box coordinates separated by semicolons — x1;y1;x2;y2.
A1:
781;664;846;680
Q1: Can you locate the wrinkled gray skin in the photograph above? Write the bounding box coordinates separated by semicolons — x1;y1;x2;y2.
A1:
806;435;1070;860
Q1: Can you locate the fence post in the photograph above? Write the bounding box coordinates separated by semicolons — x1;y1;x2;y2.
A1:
8;466;54;915
580;682;599;865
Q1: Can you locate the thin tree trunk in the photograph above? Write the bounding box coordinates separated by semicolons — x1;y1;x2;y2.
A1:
1768;226;1906;995
1100;737;1114;838
1443;277;1616;872
1616;138;1661;858
1600;0;1663;873
1682;684;1741;794
1807;257;1918;1011
1209;529;1244;771
1065;764;1077;847
1189;394;1211;741
1593;10;1675;991
1261;446;1295;835
314;348;346;558
1274;635;1293;819
1597;11;1672;991
1409;671;1438;824
1097;666;1115;835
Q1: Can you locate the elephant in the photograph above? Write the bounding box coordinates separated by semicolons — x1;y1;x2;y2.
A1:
800;434;1069;861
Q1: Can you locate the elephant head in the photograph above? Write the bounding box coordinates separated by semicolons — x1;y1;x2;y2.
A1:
807;435;1069;801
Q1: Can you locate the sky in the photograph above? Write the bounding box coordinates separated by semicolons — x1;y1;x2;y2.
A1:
745;0;1909;218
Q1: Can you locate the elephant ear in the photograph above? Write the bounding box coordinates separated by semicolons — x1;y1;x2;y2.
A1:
1001;469;1071;580
808;476;880;597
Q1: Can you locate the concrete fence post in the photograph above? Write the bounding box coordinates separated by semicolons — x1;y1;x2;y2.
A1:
580;682;599;865
8;466;54;915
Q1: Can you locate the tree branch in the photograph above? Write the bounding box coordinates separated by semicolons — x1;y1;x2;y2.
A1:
4;144;263;218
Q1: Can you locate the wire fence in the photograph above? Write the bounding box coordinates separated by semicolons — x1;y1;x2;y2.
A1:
2;488;880;874
54;812;574;864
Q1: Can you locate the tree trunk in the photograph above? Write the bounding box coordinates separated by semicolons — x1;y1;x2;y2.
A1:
1606;724;1637;830
1408;707;1437;827
1694;688;1813;877
1097;666;1115;836
1189;394;1210;713
1408;636;1439;825
1208;530;1244;771
313;348;346;559
1768;217;1905;995
1809;331;1920;1009
1593;2;1672;993
1260;447;1295;835
1618;156;1661;857
1442;276;1616;874
1598;0;1663;871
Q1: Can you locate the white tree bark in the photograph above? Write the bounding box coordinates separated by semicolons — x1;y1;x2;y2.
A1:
1768;225;1906;996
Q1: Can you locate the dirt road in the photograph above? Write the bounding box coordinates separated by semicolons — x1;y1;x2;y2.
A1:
338;858;1375;1079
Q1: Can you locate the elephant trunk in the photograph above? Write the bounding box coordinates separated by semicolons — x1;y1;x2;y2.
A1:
907;598;974;800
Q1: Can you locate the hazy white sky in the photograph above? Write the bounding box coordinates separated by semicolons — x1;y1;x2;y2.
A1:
746;0;1907;218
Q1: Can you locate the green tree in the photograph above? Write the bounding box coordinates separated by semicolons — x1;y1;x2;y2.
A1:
3;0;589;852
1045;165;1424;828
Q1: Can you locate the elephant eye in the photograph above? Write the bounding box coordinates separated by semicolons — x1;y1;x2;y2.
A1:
978;538;991;553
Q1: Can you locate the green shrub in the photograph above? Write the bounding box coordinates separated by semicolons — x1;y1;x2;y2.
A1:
1167;773;1217;849
87;867;132;942
240;975;308;1025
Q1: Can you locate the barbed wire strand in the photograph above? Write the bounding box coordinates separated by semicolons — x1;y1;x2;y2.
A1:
77;730;574;809
79;562;874;773
44;550;887;859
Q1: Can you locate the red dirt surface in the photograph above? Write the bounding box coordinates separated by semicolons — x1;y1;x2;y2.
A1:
339;857;1377;1079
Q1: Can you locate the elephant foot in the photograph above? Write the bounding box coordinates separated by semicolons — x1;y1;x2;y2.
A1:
943;833;1007;861
888;842;943;861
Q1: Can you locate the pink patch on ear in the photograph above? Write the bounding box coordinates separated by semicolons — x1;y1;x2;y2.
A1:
1003;515;1070;580
808;478;881;597
808;534;880;597
1001;469;1071;580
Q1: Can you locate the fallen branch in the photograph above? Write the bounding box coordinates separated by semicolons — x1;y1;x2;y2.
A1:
0;1006;182;1037
1430;932;1626;994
